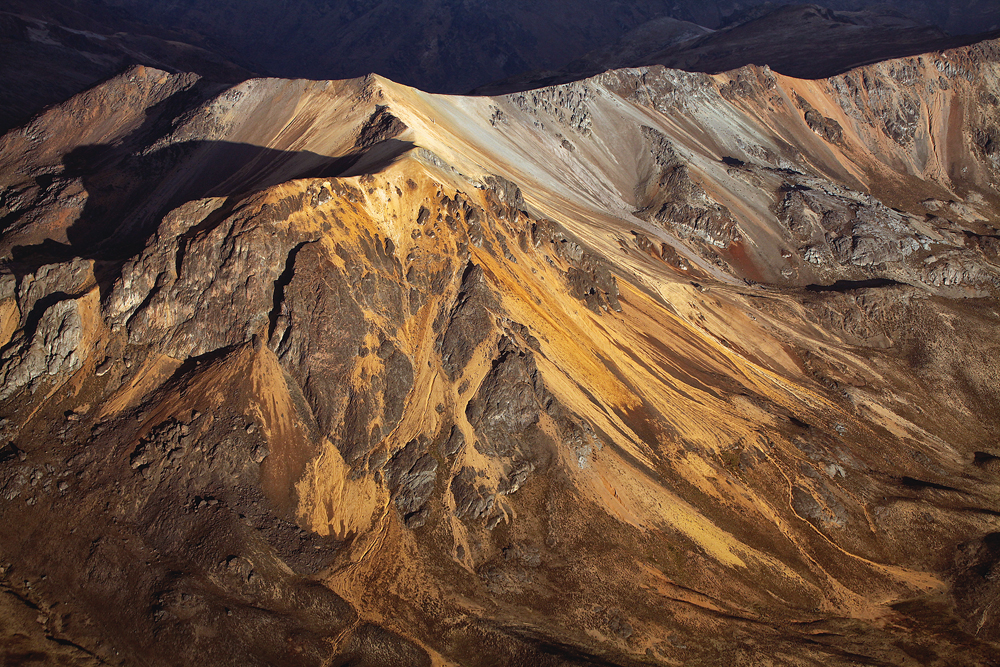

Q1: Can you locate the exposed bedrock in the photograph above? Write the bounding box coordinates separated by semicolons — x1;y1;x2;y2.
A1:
1;37;1000;666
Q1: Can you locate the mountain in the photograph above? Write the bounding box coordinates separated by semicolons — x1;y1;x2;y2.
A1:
4;1;1000;136
0;0;254;135
562;16;714;71
3;19;1000;667
475;4;999;94
67;1;1000;95
652;0;1000;36
92;0;695;93
632;4;989;78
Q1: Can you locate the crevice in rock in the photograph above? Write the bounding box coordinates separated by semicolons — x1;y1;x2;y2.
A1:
900;476;962;493
268;242;311;342
974;451;1000;467
19;290;73;342
173;239;186;280
806;278;902;292
0;443;20;463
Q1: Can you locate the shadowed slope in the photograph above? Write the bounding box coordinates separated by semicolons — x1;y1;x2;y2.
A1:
474;4;1000;95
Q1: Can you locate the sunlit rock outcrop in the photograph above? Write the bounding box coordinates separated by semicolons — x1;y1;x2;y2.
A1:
1;35;1000;666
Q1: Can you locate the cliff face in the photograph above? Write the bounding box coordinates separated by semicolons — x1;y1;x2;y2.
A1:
1;37;1000;667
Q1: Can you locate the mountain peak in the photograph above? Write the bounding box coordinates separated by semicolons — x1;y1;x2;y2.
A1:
2;8;1000;667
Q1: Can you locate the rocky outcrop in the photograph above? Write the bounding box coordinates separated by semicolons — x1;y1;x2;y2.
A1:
774;173;1000;292
0;257;100;401
0;295;90;400
106;194;314;358
386;437;438;528
466;340;547;458
635;125;739;250
530;219;622;312
795;94;844;145
3;34;1000;667
354;105;407;151
439;263;496;379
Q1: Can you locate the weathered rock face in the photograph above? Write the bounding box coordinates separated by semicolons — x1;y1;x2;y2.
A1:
2;36;1000;667
636;125;740;249
530;219;622;313
439;263;496;380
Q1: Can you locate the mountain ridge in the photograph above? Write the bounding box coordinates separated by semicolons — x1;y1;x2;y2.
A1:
5;1;1000;136
474;4;1000;94
0;30;999;667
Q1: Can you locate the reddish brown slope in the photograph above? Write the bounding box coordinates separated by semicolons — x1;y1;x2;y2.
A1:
0;38;999;667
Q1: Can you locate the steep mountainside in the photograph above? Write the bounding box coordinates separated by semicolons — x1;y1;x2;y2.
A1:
633;5;961;78
1;34;1000;667
91;1;1000;94
0;0;253;134
715;0;1000;35
96;0;692;93
5;1;1000;134
475;4;998;94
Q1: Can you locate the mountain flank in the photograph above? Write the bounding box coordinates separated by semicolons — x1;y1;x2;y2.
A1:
0;17;1000;667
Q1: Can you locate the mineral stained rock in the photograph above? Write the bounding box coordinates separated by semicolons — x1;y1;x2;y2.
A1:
1;34;1000;667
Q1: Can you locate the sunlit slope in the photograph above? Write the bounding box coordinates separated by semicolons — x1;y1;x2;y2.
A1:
0;39;999;667
375;39;1000;295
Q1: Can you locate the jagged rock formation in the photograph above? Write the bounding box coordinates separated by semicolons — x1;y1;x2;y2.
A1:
1;33;1000;667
